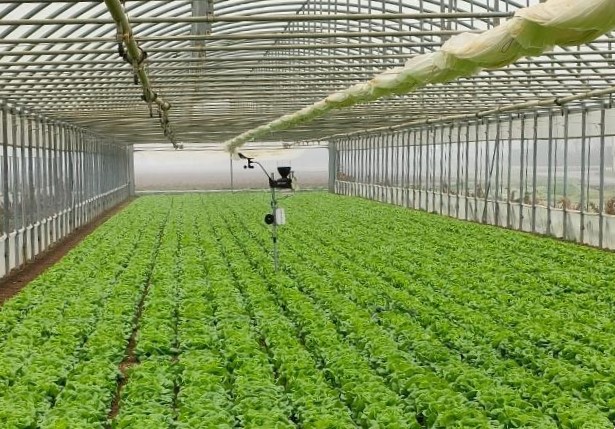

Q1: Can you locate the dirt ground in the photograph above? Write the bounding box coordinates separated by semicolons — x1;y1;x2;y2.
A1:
0;199;134;307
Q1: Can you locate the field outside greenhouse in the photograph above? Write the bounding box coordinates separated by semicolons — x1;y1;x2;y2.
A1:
1;193;614;428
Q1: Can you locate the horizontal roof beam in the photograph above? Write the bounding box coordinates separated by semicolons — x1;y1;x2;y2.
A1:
2;45;614;58
0;29;473;45
0;12;513;26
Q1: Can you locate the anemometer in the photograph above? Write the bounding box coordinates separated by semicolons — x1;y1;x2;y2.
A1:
238;152;296;272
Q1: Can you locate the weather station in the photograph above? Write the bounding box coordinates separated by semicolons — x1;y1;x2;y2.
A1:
238;152;296;272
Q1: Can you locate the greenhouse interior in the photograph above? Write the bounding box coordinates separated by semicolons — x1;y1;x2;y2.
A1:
1;0;615;427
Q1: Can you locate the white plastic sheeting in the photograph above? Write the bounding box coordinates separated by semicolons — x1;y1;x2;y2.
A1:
225;0;615;152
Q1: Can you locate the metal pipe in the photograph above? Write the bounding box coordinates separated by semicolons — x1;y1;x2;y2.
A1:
4;54;615;67
0;29;478;45
506;114;512;228
531;113;538;233
320;85;615;140
562;108;569;239
580;109;587;243
1;107;11;273
0;41;447;56
598;105;606;247
0;12;513;26
103;0;176;145
518;115;525;230
546;111;553;236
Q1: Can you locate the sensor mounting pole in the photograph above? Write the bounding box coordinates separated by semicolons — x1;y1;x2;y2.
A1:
238;152;292;273
270;174;279;272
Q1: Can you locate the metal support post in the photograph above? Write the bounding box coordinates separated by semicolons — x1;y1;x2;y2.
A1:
547;111;554;235
456;123;462;218
580;108;588;243
474;121;481;222
2;107;10;273
447;124;453;217
328;142;337;193
599;105;606;248
434;128;439;210
12;111;20;267
270;181;279;272
494;118;502;226
439;125;444;215
418;128;424;209
562;109;569;239
518;114;526;231
230;153;234;192
68;126;75;231
19;112;27;265
531;113;538;233
506;114;513;228
27;115;35;259
425;126;430;210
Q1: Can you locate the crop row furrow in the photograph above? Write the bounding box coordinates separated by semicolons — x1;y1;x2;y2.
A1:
0;207;144;368
203;203;359;429
293;195;615;320
280;228;573;428
0;203;160;428
291;199;615;384
175;199;235;428
312;231;615;420
214;206;419;429
113;200;181;427
200;206;296;429
228;205;540;428
297;197;615;337
39;202;170;428
0;207;128;342
276;204;613;427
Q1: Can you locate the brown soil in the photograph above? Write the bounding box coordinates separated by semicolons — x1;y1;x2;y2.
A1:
0;198;135;307
106;275;152;422
107;327;139;421
107;213;169;424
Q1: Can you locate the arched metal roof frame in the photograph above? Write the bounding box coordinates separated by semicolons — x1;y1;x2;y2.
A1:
0;0;613;146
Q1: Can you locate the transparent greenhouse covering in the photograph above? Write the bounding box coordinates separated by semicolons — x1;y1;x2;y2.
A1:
0;0;614;148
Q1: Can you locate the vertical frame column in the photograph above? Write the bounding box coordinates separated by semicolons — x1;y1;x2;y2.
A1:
127;144;134;197
481;119;493;223
328;141;337;193
19;111;28;266
598;104;607;248
1;107;10;274
562;109;570;240
11;109;22;269
506;114;513;228
531;113;539;234
27;114;36;260
438;125;445;215
412;128;418;209
494;117;502;227
518;114;526;231
580;108;587;244
546;111;554;236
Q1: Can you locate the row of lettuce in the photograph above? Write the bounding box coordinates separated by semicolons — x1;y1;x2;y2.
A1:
223;191;614;428
114;193;615;428
0;193;614;428
0;198;170;428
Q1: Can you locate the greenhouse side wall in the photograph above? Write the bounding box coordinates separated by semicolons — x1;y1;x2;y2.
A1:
0;105;133;277
331;100;615;250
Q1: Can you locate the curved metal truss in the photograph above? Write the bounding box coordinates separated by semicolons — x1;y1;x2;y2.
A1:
0;0;613;146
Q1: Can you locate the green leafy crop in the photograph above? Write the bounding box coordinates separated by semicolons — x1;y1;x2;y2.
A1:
0;193;614;428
